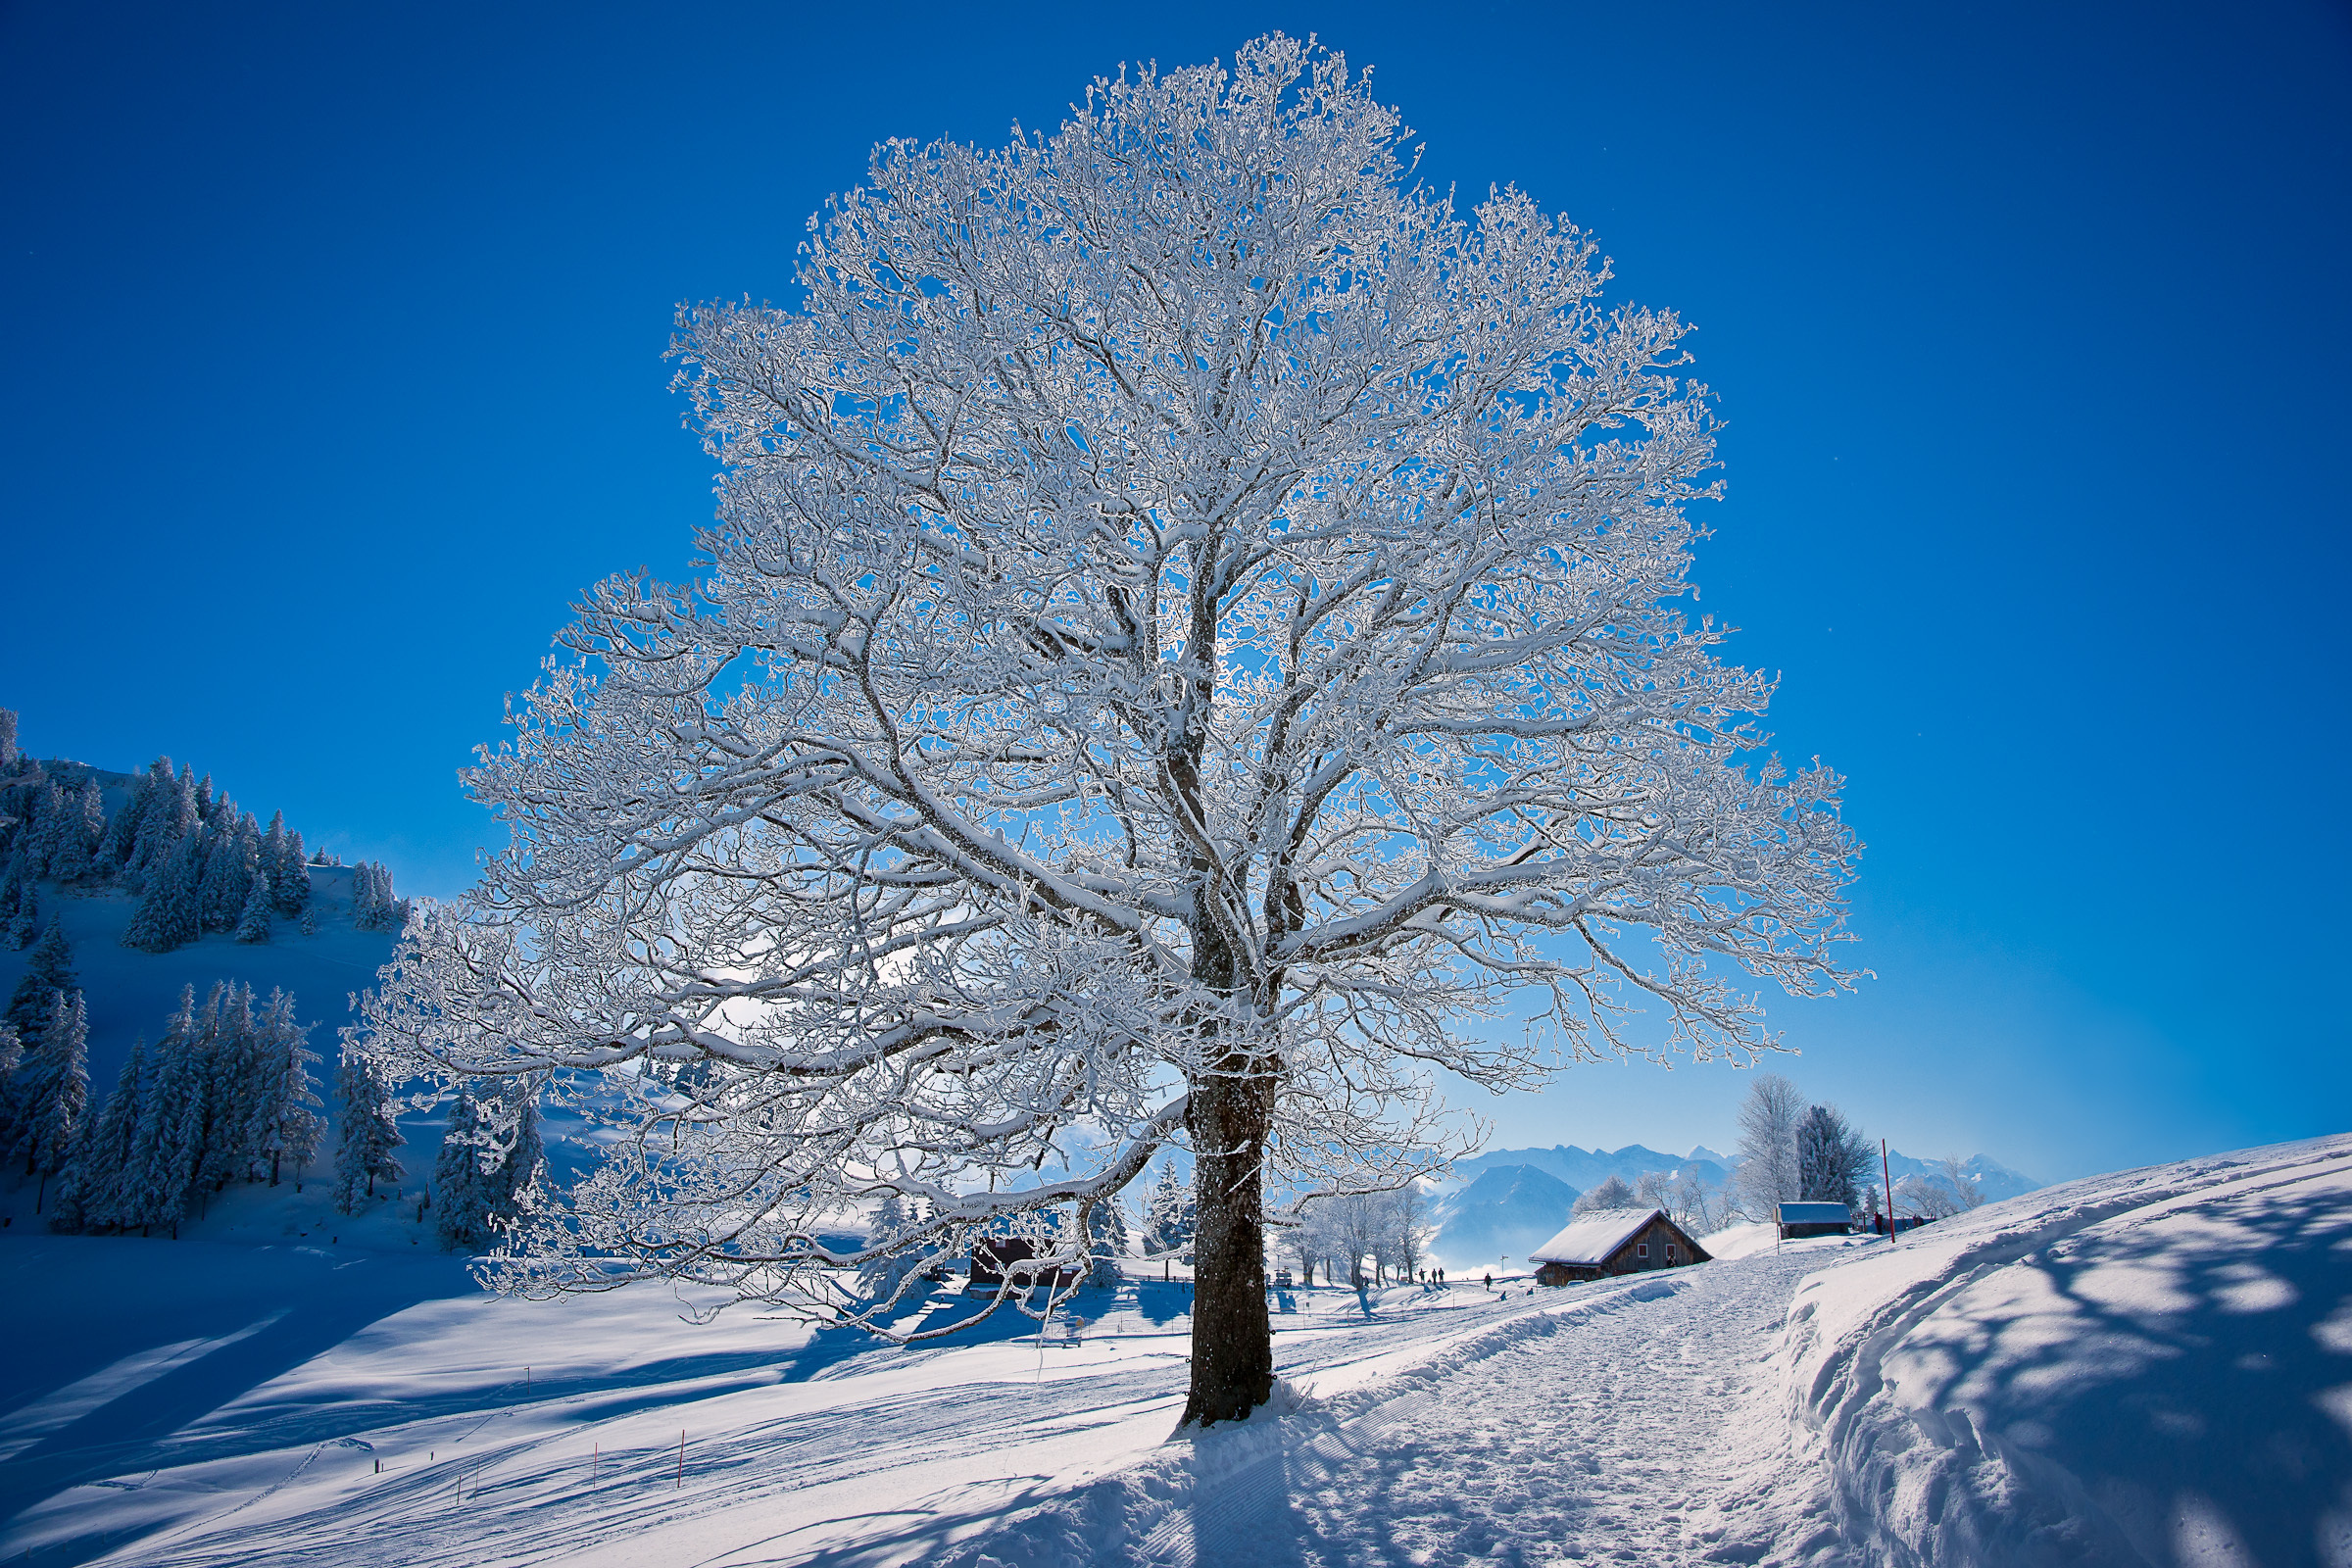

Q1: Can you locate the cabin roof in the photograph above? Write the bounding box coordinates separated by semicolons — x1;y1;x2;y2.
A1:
1776;1202;1852;1223
1528;1207;1664;1266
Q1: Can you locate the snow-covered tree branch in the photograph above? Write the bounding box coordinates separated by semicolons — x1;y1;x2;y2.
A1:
354;34;1859;1426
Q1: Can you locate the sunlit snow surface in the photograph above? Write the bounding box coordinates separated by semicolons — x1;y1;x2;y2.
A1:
1;1132;2344;1566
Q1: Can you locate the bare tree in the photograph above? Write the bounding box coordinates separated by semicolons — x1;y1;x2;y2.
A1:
1574;1174;1640;1214
353;35;1858;1428
1732;1073;1806;1219
1937;1153;1987;1210
1896;1172;1964;1219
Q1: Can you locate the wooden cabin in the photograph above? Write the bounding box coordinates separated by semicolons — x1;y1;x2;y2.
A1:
1528;1208;1710;1286
1775;1201;1853;1240
965;1236;1079;1297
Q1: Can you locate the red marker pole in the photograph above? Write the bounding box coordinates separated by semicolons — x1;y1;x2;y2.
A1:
1882;1139;1896;1243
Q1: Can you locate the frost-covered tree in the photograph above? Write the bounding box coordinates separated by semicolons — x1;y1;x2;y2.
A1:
234;872;272;944
856;1192;938;1305
6;917;74;1046
52;1035;142;1234
431;1084;542;1250
122;834;204;952
122;991;205;1235
352;36;1858;1425
0;709;15;769
46;781;102;885
1796;1102;1870;1209
1085;1195;1131;1289
1936;1153;1986;1211
1143;1159;1197;1257
21;990;89;1199
4;859;37;950
198;811;258;933
1573;1174;1640;1215
127;764;197;880
1732;1072;1805;1219
269;818;312;917
249;990;323;1187
331;1040;405;1214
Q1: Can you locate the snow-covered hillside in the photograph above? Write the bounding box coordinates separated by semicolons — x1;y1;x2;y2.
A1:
1786;1131;2352;1567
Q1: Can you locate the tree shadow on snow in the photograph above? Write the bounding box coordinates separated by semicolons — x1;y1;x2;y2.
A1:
1886;1174;2352;1567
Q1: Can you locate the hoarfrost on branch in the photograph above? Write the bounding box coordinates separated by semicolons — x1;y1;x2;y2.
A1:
355;35;1859;1419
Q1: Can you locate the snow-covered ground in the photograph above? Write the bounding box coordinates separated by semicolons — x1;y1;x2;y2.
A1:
2;1134;2342;1566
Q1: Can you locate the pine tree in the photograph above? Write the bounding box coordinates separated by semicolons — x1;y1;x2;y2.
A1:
98;760;161;871
23;990;89;1199
248;989;323;1187
235;871;272;944
1144;1160;1195;1256
331;1041;405;1214
122;989;203;1235
0;709;15;769
62;1036;145;1231
47;781;102;884
5;861;36;951
23;780;66;877
122;834;204;952
275;830;311;918
198;812;257;932
1086;1197;1131;1288
6;917;75;1044
298;903;320;938
127;763;196;878
430;1086;540;1250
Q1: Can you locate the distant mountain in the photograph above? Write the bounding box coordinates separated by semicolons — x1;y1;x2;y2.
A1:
1428;1163;1581;1271
1447;1141;2041;1209
1876;1150;2041;1204
1447;1143;1731;1196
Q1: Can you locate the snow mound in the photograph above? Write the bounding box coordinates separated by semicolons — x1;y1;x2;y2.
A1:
1700;1219;1777;1259
1785;1132;2352;1567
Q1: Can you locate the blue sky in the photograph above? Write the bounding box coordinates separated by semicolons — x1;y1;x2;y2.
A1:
3;2;2345;1183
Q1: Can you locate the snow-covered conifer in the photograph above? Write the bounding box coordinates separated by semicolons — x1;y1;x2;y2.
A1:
6;917;74;1045
60;1036;145;1232
5;862;36;951
122;834;204;952
430;1085;540;1250
249;989;322;1187
355;38;1861;1422
0;709;15;769
97;760;157;871
127;763;196;878
1143;1160;1196;1255
235;871;272;944
275;830;311;917
298;903;319;937
1796;1103;1870;1210
194;983;265;1191
198;812;257;932
1085;1198;1130;1288
331;1040;404;1214
22;780;66;877
46;781;102;884
21;990;89;1190
122;989;203;1234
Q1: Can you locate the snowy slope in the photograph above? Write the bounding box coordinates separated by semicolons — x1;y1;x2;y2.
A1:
0;866;396;1115
1783;1132;2352;1567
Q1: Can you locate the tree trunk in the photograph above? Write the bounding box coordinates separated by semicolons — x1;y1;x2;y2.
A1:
1182;1070;1275;1427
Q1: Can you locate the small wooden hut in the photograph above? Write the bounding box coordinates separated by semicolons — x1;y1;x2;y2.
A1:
1775;1201;1853;1240
1528;1208;1710;1286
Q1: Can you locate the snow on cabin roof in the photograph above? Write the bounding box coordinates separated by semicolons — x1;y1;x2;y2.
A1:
1528;1207;1663;1266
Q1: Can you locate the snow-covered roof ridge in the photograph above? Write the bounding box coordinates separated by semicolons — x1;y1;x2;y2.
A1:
1527;1207;1663;1265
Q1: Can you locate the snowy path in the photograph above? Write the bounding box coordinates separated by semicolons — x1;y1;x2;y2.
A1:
959;1246;1865;1568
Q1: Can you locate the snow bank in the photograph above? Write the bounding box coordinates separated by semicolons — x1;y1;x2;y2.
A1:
1783;1132;2352;1567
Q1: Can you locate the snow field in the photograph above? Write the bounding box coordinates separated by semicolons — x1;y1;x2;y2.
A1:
1785;1132;2352;1567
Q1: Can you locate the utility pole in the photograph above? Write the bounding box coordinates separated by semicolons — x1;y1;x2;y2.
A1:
1882;1139;1896;1243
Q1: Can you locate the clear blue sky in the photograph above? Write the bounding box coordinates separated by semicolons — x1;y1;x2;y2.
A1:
3;2;2345;1184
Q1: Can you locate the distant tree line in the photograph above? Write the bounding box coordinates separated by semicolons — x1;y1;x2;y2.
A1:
1730;1073;1986;1223
1283;1186;1426;1288
0;709;406;954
